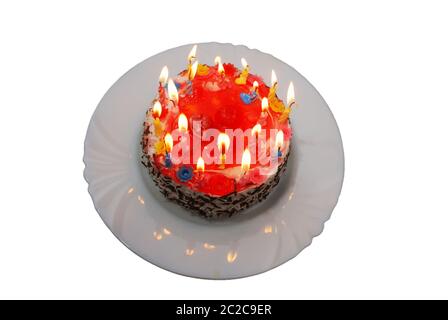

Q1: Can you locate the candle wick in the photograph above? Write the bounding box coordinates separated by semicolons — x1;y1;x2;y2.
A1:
169;99;178;109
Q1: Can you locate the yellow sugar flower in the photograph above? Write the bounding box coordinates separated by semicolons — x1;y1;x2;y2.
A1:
154;139;166;155
278;108;291;123
235;69;249;85
197;64;210;76
269;98;286;113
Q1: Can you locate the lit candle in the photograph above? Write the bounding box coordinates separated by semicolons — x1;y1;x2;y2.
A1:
152;100;162;118
159;66;169;87
261;97;269;116
252;81;259;94
287;82;295;109
275;130;284;157
235;58;249;85
217;133;230;168
164;133;173;167
268;70;278;101
158;66;169;98
241;148;251;175
187;44;197;76
178;113;188;133
152;101;163;136
218;61;225;75
214;56;224;75
167;78;178;107
251;123;261;136
188;45;197;64
251;123;261;161
189;61;198;81
278;81;295;123
241;58;249;73
196;156;205;178
240;80;258;104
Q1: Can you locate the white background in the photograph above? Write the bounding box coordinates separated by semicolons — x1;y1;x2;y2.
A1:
1;0;447;299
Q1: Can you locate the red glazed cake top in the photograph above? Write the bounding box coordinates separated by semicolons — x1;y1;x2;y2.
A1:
144;57;293;197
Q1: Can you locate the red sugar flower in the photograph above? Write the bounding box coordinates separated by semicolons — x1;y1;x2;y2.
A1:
200;173;235;196
223;63;237;77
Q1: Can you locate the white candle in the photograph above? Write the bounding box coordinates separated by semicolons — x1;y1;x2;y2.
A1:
241;148;251;175
287;82;295;108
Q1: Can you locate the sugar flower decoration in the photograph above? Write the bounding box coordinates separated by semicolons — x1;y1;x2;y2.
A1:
269;98;286;113
176;166;193;182
154;140;166;155
197;64;210;76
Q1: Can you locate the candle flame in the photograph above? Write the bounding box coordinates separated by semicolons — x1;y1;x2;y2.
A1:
188;44;197;62
261;97;269;113
287;82;295;108
217;133;230;154
275;130;284;150
167;79;178;104
218;60;225;74
178;113;188;132
159;66;168;85
214;56;224;74
196;157;205;172
252;81;259;92
241;57;248;70
164;133;173;153
251;123;261;136
189;61;198;80
271;70;278;87
241;148;251;173
152;101;162;118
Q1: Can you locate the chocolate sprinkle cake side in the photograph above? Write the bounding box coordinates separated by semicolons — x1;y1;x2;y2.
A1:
141;134;290;219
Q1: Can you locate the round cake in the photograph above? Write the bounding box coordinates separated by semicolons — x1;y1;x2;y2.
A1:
141;45;295;218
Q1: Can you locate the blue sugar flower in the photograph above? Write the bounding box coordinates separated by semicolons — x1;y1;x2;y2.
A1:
240;93;252;105
240;92;258;105
176;166;193;182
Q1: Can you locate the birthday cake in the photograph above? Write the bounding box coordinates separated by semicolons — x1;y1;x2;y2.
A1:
141;45;295;218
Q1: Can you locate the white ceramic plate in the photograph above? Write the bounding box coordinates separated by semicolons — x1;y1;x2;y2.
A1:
83;42;344;279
